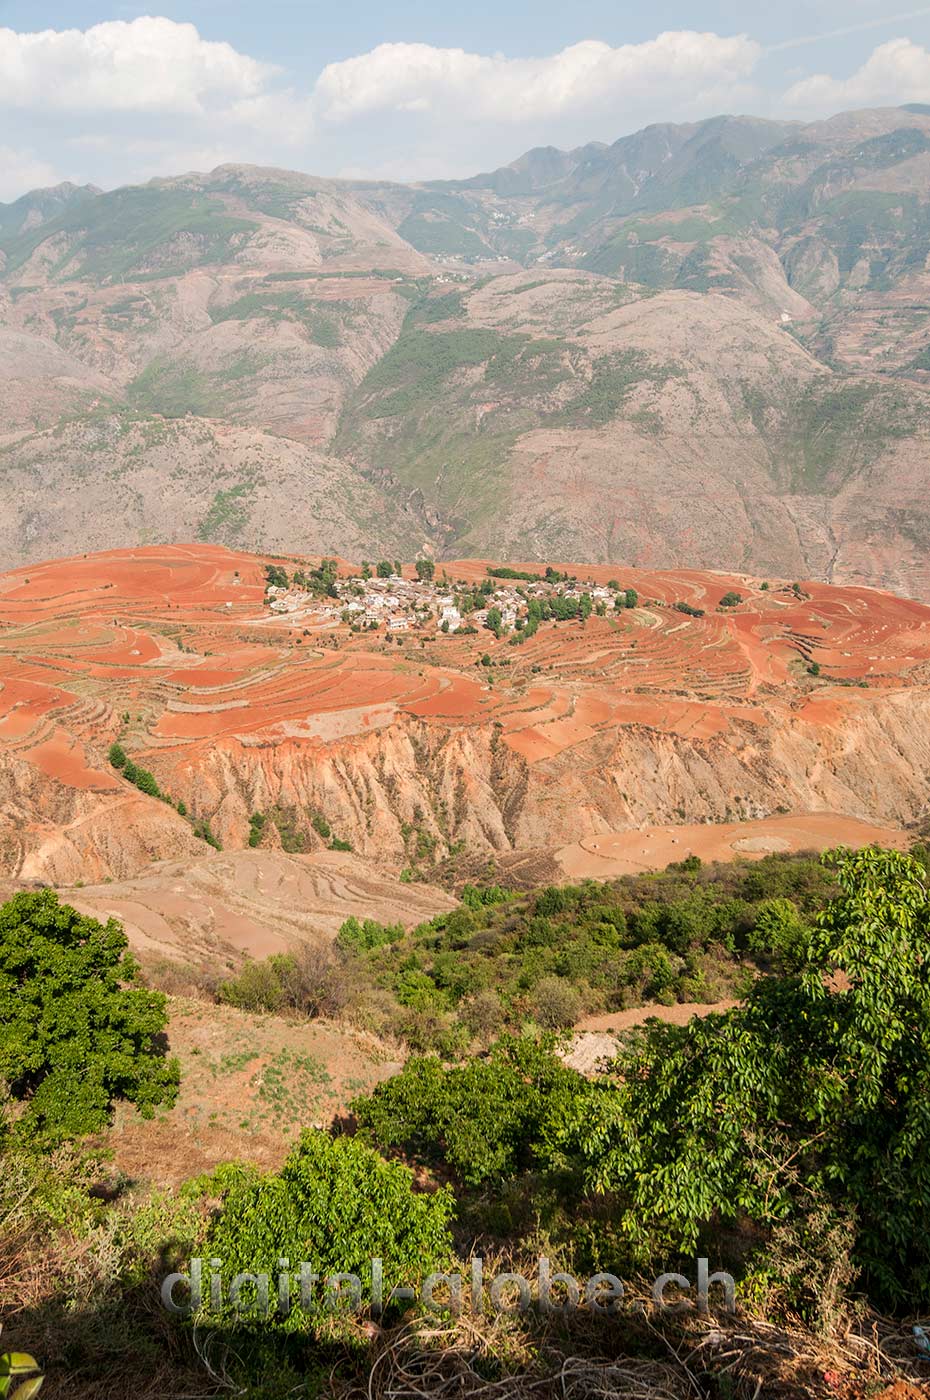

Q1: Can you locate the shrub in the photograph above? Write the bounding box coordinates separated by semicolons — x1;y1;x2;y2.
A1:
218;948;348;1018
353;1035;583;1187
337;917;404;954
747;897;811;972
462;989;505;1041
204;1129;455;1315
218;958;285;1013
121;760;161;799
108;741;127;769
533;975;582;1028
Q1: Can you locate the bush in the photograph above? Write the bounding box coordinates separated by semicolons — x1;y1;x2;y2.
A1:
218;958;285;1013
462;989;505;1041
533;975;582;1028
337;917;404;954
0;892;178;1144
353;1035;583;1187
747;897;811;972
108;741;127;769
121;760;161;798
218;948;348;1019
204;1129;455;1315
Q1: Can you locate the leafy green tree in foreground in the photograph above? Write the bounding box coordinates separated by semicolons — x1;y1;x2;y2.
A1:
205;1129;455;1318
562;846;930;1305
0;892;178;1144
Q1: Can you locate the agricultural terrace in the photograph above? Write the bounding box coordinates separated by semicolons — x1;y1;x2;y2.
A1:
1;544;930;803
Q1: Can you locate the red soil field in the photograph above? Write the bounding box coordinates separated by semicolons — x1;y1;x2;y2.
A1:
2;543;930;877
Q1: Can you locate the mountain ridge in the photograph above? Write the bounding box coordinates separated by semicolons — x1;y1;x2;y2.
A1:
3;104;930;592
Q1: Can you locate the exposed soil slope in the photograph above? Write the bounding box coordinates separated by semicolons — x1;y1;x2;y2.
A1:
106;996;406;1186
58;847;455;966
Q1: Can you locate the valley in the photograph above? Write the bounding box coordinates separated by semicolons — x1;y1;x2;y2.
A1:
6;96;930;1400
4;107;930;592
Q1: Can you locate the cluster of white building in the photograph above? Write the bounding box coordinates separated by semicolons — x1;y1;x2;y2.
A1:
266;570;624;636
266;573;465;634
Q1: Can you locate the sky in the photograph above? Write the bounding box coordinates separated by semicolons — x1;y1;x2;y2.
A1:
2;1;930;200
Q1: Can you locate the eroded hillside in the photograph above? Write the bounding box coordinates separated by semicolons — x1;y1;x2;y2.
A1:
2;544;930;884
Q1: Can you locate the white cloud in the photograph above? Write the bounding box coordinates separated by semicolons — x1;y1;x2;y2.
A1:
2;16;928;200
0;146;60;202
313;32;762;126
783;36;930;109
0;17;274;114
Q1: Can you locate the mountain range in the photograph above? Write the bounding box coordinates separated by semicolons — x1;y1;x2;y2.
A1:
3;104;930;593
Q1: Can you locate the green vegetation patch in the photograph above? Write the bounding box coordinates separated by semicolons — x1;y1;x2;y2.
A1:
558;349;685;426
209;289;342;347
397;212;491;258
197;476;257;542
0;186;257;282
788;378;928;491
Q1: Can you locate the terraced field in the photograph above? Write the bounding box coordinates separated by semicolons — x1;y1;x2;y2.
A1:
2;543;930;882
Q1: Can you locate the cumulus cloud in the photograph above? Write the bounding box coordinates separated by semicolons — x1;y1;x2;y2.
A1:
0;146;60;202
313;33;762;126
0;14;925;199
0;17;274;114
783;37;930;110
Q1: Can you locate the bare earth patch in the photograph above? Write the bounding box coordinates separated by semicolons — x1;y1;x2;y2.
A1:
106;996;405;1188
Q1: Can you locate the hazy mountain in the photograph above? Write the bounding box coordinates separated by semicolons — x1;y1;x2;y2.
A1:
3;106;930;592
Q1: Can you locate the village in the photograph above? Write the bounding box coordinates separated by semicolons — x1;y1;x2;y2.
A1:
264;560;630;637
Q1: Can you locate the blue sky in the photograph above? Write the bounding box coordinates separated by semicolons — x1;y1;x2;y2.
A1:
2;1;930;199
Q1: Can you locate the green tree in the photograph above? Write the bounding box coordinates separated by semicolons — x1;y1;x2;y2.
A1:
121;760;162;799
354;1036;581;1188
415;557;435;582
485;606;502;637
562;847;930;1304
205;1129;454;1315
747;897;811;972
108;741;127;769
264;563;289;590
376;561;392;578
0;892;178;1144
719;591;743;608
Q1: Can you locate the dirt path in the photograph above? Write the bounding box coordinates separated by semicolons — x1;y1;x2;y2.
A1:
565;1000;739;1075
557;811;909;881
